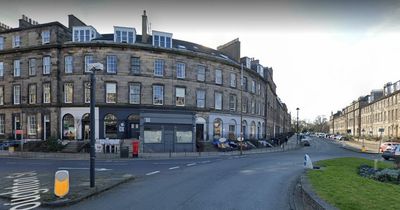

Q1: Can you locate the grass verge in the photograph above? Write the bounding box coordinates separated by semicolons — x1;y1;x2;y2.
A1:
307;157;399;210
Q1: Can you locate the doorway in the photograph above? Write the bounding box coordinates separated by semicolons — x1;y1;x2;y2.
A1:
127;115;140;139
82;113;90;140
43;115;50;140
13;114;21;140
196;124;204;152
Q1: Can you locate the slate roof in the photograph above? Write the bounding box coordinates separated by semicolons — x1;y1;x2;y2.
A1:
92;33;237;63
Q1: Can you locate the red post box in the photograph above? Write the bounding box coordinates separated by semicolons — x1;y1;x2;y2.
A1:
132;140;139;158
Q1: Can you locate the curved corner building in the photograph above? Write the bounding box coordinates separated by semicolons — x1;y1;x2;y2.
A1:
0;12;291;152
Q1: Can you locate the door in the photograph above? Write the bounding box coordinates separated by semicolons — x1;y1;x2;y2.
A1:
129;122;140;139
81;114;90;140
14;114;21;140
43;115;50;140
196;124;204;152
164;125;174;152
83;124;90;140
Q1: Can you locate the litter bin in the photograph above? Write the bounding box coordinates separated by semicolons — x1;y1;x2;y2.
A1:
132;140;139;158
120;146;129;158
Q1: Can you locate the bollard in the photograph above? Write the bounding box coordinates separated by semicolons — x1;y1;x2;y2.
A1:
374;159;378;170
198;151;201;157
169;149;172;158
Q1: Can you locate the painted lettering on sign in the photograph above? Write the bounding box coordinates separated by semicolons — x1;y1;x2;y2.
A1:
1;171;48;210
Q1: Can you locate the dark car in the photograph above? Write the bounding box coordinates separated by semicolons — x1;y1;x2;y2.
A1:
382;147;396;160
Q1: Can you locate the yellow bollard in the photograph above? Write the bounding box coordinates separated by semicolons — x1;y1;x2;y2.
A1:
361;146;366;152
54;170;69;198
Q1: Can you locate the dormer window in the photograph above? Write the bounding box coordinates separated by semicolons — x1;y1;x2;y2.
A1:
114;26;136;44
42;30;50;44
73;26;98;42
152;30;172;48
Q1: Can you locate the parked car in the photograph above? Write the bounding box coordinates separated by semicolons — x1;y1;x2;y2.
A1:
301;137;311;146
382;146;397;160
379;142;399;153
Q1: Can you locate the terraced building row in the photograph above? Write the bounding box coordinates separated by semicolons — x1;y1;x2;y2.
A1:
0;12;291;152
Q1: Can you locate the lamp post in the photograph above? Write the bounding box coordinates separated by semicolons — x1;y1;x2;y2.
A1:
88;63;103;188
239;64;243;155
296;107;300;144
378;128;384;153
361;128;365;152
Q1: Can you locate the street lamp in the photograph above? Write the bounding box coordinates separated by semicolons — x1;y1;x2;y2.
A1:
296;107;300;144
361;128;365;152
88;63;103;188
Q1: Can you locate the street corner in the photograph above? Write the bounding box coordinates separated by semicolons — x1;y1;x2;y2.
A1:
0;170;135;209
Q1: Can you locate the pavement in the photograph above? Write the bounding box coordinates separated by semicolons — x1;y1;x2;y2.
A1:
333;138;380;154
0;137;300;160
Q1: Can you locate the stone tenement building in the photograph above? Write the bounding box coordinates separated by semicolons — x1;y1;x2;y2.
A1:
0;12;291;152
330;81;400;139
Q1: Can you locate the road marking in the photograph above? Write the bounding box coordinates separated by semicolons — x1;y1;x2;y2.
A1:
58;167;112;171
186;163;196;166
200;160;211;164
2;171;48;210
146;171;160;176
169;166;180;170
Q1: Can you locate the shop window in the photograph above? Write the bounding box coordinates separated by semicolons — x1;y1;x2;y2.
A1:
63;114;75;139
144;125;162;143
213;118;222;140
104;114;118;139
176;126;192;143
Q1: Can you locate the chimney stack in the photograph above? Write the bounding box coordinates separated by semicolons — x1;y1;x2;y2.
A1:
19;14;38;28
141;10;148;43
0;22;11;31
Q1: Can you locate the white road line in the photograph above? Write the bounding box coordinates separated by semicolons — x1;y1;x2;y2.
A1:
58;167;112;171
146;171;160;176
186;163;196;166
169;166;180;170
201;160;211;164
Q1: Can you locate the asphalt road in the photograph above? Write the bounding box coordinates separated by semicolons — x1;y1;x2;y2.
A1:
0;137;380;210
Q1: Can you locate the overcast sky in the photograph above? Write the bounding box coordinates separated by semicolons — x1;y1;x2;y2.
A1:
1;0;400;121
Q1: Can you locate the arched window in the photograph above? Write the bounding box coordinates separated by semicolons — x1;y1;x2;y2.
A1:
104;114;118;139
82;113;90;121
63;114;75;140
213;118;222;140
128;114;140;122
250;121;256;139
